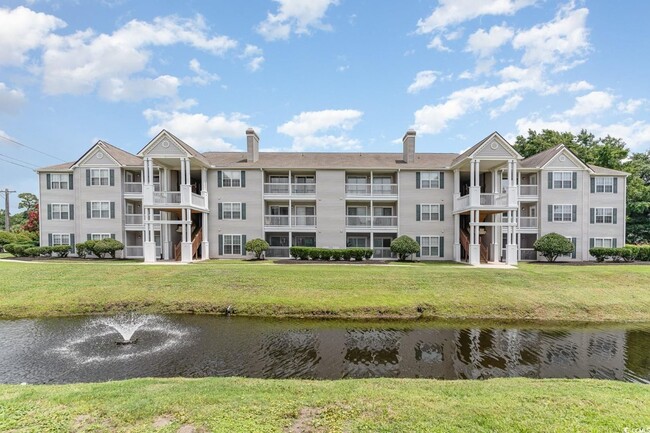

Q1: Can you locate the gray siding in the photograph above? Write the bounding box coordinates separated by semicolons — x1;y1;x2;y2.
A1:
317;170;346;248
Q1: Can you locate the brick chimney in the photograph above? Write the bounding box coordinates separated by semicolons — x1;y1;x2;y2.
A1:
402;129;416;163
246;128;259;162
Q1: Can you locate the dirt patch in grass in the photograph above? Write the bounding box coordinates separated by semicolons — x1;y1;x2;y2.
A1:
152;415;174;428
286;407;325;433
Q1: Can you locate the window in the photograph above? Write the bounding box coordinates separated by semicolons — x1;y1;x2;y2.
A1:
420;236;440;257
347;237;368;248
593;238;613;248
52;233;71;246
90;233;111;241
223;202;242;220
420;204;440;221
223;234;242;255
91;201;110;219
420;171;440;189
51;204;70;220
553;171;573;189
50;174;69;189
595;207;613;224
91;169;110;186
553;205;573;222
222;171;241;187
595;177;614;193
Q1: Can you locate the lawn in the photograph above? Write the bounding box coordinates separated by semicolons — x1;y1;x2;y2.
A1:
1;377;648;432
1;259;649;322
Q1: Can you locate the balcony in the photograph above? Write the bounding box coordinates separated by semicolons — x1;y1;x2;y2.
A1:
373;247;396;259
503;216;538;230
345;183;398;198
345;215;397;228
124;182;143;194
454;189;516;212
266;246;290;258
125;214;143;226
519;185;538;198
144;185;208;211
264;183;316;197
264;215;317;228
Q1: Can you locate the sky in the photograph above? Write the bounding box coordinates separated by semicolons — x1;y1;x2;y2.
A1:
1;0;650;210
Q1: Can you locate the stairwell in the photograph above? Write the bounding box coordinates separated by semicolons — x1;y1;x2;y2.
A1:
174;227;203;261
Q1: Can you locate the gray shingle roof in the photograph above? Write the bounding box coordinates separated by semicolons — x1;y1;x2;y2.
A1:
36;161;75;172
519;145;564;169
164;130;212;167
100;141;143;166
588;164;629;176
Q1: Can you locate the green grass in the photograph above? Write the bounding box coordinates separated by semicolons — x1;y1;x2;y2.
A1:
1;259;649;322
1;377;648;432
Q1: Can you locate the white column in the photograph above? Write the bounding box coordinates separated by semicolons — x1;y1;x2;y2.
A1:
470;159;475;187
201;211;209;260
180;158;186;186
453;213;460;262
201;167;207;193
469;209;480;265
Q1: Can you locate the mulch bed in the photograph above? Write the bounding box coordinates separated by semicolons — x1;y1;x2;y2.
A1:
272;259;391;265
529;260;649;266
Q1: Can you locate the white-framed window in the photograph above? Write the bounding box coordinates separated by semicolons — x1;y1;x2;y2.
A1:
553;205;573;222
420;171;440;189
222;170;241;187
420;204;440;221
51;203;70;220
593;238;614;248
91;201;110;219
223;234;242;255
595;207;614;224
420;236;440;257
91;169;110;186
348;236;368;248
50;174;69;189
223;202;242;220
553;171;574;189
90;233;111;241
52;233;71;246
595;177;614;193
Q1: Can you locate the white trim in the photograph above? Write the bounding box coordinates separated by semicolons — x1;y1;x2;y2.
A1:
593;237;614;248
222;202;242;220
222;234;242;255
594;207;614;224
419;203;441;221
51;233;71;246
552;204;573;223
419;171;441;189
73;142;121;167
90;201;111;219
222;170;242;188
419;235;441;257
541;146;592;171
50;203;70;220
90;233;111;241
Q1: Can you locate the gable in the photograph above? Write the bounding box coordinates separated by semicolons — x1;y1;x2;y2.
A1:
544;149;587;170
139;132;188;157
474;135;518;159
77;146;119;167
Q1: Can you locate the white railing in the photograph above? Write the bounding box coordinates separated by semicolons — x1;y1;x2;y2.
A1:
455;194;470;210
264;215;317;227
125;214;143;225
292;216;317;227
266;247;290;258
373;247;395;259
292;184;316;194
345;183;398;197
124;182;143;193
263;183;317;195
125;246;144;257
519;217;538;228
519;185;538;196
153;191;181;205
480;193;508;206
265;215;290;226
346;216;372;227
191;193;205;208
519;248;537;261
373;216;398;227
264;183;290;194
372;184;398;195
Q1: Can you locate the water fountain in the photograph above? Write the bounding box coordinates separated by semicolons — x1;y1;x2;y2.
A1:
96;313;153;344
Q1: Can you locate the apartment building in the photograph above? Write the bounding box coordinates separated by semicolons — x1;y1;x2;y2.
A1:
37;129;627;265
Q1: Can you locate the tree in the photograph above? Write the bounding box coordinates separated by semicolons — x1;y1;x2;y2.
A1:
624;151;650;243
22;203;39;233
390;235;420;261
18;193;38;213
245;238;269;259
534;233;574;262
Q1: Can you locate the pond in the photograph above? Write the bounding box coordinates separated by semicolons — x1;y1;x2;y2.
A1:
0;314;648;384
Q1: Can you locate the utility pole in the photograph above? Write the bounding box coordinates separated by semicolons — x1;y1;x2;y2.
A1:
2;189;16;230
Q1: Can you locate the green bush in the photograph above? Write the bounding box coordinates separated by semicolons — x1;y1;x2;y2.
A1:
589;247;612;262
52;245;71;258
245;238;269;260
390;235;420;261
533;233;574;262
76;241;96;258
348;248;366;261
341;249;352;261
363;249;374;260
24;247;40;257
92;238;124;259
591;246;640;263
289;246;373;261
307;248;322;260
331;250;343;261
319;249;333;261
637;245;650;261
289;246;310;260
619;246;638;262
5;243;33;257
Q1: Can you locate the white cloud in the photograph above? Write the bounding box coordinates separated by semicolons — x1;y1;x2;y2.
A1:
417;0;537;33
240;44;264;72
277;109;363;151
564;91;614;117
0;82;27;114
618;98;644;114
0;6;66;66
188;59;219;85
512;3;590;70
407;70;439;94
143;109;254;151
566;80;594;92
427;35;451;52
490;94;523;118
466;25;514;57
257;0;339;41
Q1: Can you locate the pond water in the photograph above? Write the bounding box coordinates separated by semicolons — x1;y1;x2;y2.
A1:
0;315;648;384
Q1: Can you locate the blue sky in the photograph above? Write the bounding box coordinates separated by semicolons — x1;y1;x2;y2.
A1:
1;0;649;209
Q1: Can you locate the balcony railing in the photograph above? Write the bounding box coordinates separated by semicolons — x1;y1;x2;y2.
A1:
264;215;317;227
125;246;144;257
519;248;537;261
345;216;397;228
266;247;290;258
373;247;395;259
345;183;398;197
292;184;316;194
125;214;143;225
519;216;538;228
519;185;538;196
124;182;143;194
264;183;316;195
153;191;181;204
191;193;206;208
480;193;508;206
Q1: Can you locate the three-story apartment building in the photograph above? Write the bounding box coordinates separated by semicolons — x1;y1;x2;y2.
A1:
37;129;627;265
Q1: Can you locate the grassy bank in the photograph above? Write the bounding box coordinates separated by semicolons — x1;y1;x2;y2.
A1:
1;259;649;322
1;377;648;432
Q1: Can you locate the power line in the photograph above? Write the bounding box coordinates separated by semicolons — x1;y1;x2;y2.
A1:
0;152;39;168
0;134;66;163
0;155;36;171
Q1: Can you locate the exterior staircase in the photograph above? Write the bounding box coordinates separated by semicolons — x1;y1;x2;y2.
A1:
174;227;203;261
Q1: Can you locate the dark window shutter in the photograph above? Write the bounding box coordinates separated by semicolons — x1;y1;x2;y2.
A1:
571;238;576;259
86;202;91;218
241;171;246;187
439;236;444;258
110;202;115;219
87;234;92;241
70;234;75;254
111;234;116;239
439;172;445;189
590;177;595;193
589;238;594;249
218;203;223;220
217;171;223;187
416;204;421;221
613;208;617;224
241;235;247;256
590;208;595;224
218;234;223;255
86;169;91;186
47;204;52;220
416;172;421;189
69;173;74;190
48;233;52;246
548;205;553;222
572;172;577;189
613;238;617;248
439;204;445;221
548;172;553;189
415;236;421;257
69;204;74;220
613;178;618;193
572;205;577;222
46;173;51;190
109;169;115;186
242;203;246;220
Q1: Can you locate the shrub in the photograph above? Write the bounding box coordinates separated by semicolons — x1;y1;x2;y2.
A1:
533;233;574;262
307;248;322;260
589;247;611;262
331;250;342;261
245;238;269;260
289;246;310;260
348;248;366;261
341;249;352;261
51;245;71;258
637;245;650;261
24;247;40;257
390;235;420;261
319;249;333;261
76;240;96;258
363;249;374;260
5;243;33;257
92;238;124;259
619;246;638;262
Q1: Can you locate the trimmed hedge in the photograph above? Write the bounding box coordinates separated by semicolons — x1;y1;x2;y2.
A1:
4;243;37;257
590;246;649;263
75;239;124;259
289;247;373;261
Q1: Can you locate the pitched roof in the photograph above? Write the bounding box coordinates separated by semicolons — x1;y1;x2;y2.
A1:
163;130;212;166
519;145;564;168
588;164;629;176
37;161;74;172
451;134;493;166
99;141;143;166
202;151;459;169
